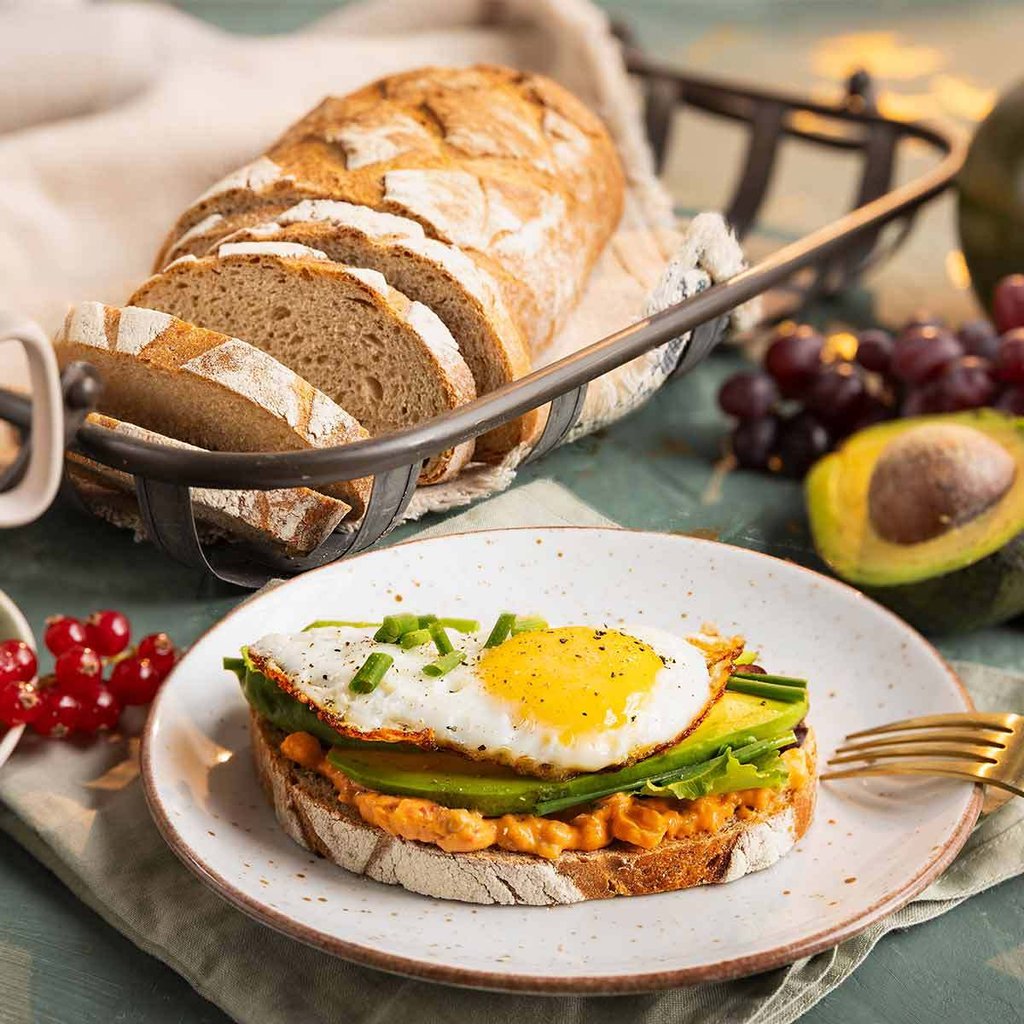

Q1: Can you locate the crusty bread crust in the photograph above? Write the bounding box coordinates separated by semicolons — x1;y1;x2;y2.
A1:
250;711;816;906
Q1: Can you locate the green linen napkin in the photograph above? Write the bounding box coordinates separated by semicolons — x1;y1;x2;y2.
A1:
0;479;1021;1024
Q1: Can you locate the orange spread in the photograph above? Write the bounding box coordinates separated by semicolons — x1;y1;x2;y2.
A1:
281;731;809;861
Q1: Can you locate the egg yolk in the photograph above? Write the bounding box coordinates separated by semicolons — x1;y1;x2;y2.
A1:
476;627;663;741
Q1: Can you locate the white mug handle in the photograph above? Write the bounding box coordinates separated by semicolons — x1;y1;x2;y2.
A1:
0;312;64;528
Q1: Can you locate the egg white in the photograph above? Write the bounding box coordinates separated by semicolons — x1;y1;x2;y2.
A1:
247;623;717;775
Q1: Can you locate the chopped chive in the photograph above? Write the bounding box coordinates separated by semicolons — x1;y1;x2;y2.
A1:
484;612;516;648
417;614;438;628
731;671;807;689
423;650;466;677
429;622;454;655
349;652;393;693
303;619;379;632
399;628;433;650
374;613;420;643
726;677;806;703
511;616;548;635
438;617;480;633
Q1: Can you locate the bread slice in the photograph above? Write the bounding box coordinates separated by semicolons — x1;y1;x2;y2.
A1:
128;244;477;483
69;414;350;557
53;303;371;514
250;711;817;906
219;199;537;461
154;65;625;351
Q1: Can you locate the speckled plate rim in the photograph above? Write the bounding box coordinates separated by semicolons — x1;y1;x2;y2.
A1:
141;526;983;995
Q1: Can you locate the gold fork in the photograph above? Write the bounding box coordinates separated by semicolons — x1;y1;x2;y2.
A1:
822;712;1024;800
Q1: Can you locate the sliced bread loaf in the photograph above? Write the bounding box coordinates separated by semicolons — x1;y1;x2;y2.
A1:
219;199;537;460
127;244;477;483
53;303;371;515
68;414;350;557
153;65;625;351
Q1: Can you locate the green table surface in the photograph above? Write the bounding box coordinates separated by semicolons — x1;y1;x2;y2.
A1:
2;2;1024;1022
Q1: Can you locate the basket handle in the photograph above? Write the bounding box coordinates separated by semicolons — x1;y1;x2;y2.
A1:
0;313;64;528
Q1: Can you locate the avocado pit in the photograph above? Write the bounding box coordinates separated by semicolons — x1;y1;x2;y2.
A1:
867;423;1016;545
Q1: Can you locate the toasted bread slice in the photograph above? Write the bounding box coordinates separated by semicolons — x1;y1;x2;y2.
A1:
128;244;477;483
250;711;816;906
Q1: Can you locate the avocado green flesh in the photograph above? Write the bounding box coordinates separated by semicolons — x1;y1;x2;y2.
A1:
806;410;1024;634
328;692;806;815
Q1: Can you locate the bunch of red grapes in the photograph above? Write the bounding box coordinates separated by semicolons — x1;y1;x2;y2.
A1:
0;610;177;739
718;274;1024;477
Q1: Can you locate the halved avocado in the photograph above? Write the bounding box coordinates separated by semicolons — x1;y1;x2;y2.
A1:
806;409;1024;633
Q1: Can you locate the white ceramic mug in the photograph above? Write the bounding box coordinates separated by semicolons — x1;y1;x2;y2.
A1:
0;312;63;528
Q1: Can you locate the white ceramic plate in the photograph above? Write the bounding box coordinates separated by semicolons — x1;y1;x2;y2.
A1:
142;528;981;993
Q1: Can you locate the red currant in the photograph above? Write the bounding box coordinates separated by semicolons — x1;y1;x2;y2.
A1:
55;646;103;697
85;610;131;657
137;633;177;679
43;616;88;657
33;690;82;738
0;640;36;683
0;680;42;727
75;683;123;733
108;656;162;706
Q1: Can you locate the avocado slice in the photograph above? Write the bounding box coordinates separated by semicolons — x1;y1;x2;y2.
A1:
806;409;1024;633
228;655;806;816
326;691;806;816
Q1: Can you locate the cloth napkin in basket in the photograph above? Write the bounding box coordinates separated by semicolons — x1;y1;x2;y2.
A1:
1;479;1023;1024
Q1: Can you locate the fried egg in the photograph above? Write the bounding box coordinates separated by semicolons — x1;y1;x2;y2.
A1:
246;622;737;777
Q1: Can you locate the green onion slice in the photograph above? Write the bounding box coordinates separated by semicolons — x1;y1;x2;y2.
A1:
417;614;438;628
423;650;466;677
374;613;420;643
399;628;433;650
437;617;480;633
511;616;548;635
429;622;454;655
349;652;393;693
484;612;516;648
303;620;379;632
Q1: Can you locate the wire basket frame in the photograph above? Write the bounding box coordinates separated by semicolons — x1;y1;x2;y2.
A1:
0;52;965;588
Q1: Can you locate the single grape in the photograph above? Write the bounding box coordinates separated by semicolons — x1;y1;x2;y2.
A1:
854;328;893;373
890;326;963;384
901;384;943;417
847;393;895;433
995;386;1024;415
731;417;778;470
717;371;778;420
776;413;830;478
764;325;825;397
995;328;1024;384
993;275;1024;334
805;364;866;432
932;357;996;411
957;319;1000;361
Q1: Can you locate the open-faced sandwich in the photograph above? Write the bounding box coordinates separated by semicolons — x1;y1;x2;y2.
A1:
225;614;815;905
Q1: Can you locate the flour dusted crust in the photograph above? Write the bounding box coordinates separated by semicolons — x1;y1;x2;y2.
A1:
53;302;371;514
69;415;350;557
154;65;625;352
219;199;537;460
128;248;478;484
250;712;817;906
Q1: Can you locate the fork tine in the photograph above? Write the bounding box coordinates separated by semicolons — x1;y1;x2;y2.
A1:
821;761;1024;798
836;729;1009;753
829;742;1000;766
845;712;1017;739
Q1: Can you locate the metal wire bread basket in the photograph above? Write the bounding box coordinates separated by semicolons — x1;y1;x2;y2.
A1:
0;43;964;589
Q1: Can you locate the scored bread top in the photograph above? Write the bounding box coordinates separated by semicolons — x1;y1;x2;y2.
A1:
219;199;538;460
53;302;371;514
128;244;478;484
153;64;625;352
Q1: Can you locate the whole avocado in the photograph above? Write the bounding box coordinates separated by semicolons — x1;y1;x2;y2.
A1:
958;80;1024;312
806;410;1024;634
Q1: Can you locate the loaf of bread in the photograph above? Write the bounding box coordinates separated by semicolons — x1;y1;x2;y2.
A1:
53;302;371;514
218;199;537;461
70;414;351;557
128;243;477;483
154;65;625;353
